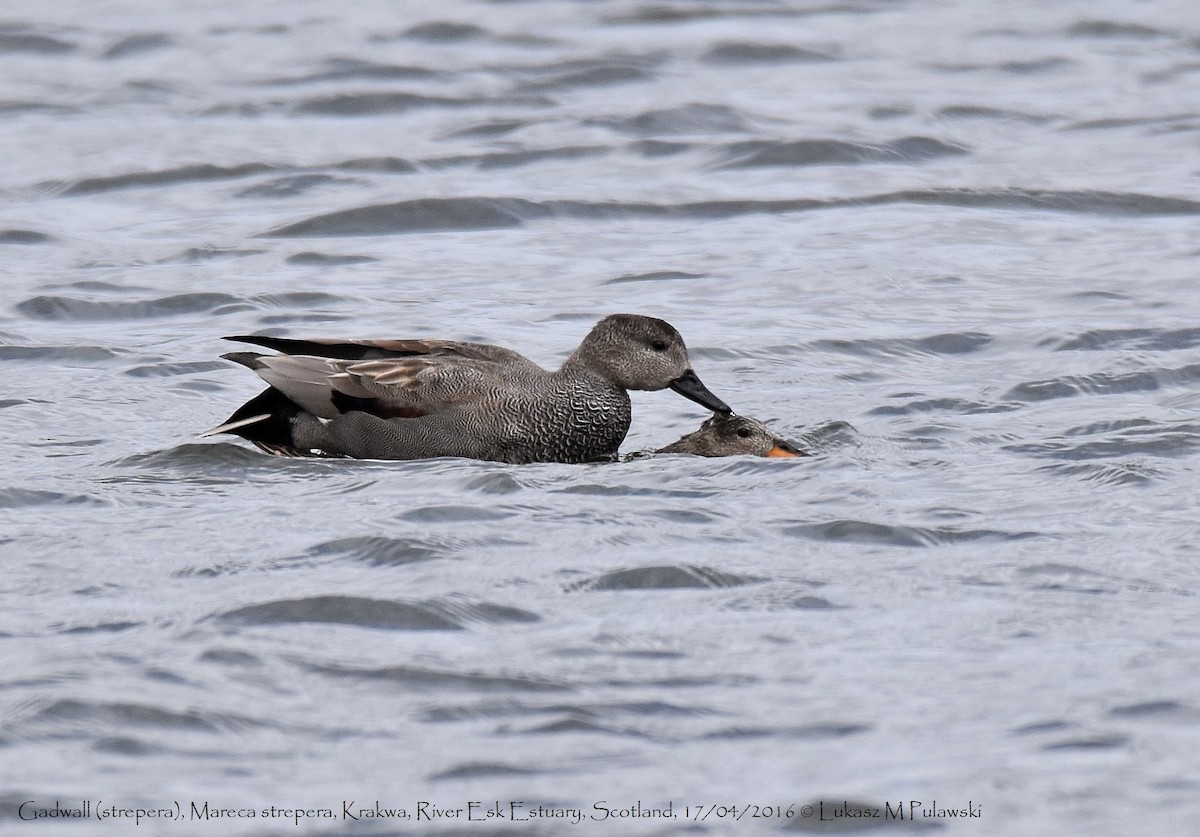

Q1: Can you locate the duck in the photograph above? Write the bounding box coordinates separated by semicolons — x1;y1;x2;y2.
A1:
202;313;731;463
657;413;807;458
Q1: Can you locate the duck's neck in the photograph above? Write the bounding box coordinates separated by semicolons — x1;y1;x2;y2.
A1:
557;348;607;380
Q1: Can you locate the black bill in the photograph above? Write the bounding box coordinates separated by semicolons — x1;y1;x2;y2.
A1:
669;369;732;414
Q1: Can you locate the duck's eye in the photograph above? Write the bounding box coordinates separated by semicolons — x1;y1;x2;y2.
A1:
651;340;668;352
736;427;752;438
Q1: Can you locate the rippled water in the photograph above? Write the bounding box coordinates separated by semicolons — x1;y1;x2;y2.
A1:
3;0;1199;834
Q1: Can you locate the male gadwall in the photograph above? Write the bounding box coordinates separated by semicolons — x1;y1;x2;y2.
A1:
657;413;807;458
203;313;731;463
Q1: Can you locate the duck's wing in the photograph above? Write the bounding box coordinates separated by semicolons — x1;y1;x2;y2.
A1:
225;334;533;365
221;343;541;420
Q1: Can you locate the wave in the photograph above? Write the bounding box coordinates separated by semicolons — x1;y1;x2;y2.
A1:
717;136;969;168
784;519;1039;547
15;291;342;321
567;565;763;591
0;228;52;244
0;344;119;362
1007;419;1200;461
702;41;837;65
57;163;276;196
0;29;75;55
1005;363;1200;402
814;331;992;358
1049;327;1200;352
305;661;567;692
220;595;539;631
0;487;106;508
259;188;1200;236
300;535;457;566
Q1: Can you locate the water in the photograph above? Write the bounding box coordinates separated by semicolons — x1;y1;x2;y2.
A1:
3;0;1199;834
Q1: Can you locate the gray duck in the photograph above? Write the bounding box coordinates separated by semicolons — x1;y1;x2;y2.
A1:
203;313;730;463
657;413;806;458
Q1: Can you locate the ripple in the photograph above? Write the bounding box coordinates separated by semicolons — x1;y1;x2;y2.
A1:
256;189;1200;237
235;174;352;199
157;245;267;263
0;488;106;508
851;187;1200;216
1043;734;1130;751
815;331;992;358
430;762;538;780
462;471;525;495
429;145;610;171
704;722;869;740
15;290;344;321
1049;327;1200;352
0;228;53;244
1005;364;1200;402
401;21;488;42
1108;700;1189;719
591;103;750;136
330;156;419;174
1012;720;1075;736
306;662;567;692
1066;20;1167;39
784;520;1038;547
16;292;241;320
1065;113;1200;132
567;565;763;591
555;484;718;499
101;33;172;60
937;104;1055;124
443;119;530;139
1015;563;1117;595
604;270;705;285
0;344;119;362
400;504;514;523
261;197;544;236
221;595;539;630
1036;462;1159;486
290;91;490;117
264;57;439;85
1008;420;1200;461
718;136;969;168
1000;57;1075;75
198;648;261;666
92;736;158;755
29;699;228;733
605;4;873;24
702;41;836;65
870;396;1017;416
285;251;378;266
302;535;456;566
0;100;77;116
111;442;347;483
57;163;276;196
57;621;142;635
0;29;76;55
420;699;706;723
514;59;658;93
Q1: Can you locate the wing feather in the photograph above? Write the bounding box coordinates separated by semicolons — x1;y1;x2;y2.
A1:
224;338;542;420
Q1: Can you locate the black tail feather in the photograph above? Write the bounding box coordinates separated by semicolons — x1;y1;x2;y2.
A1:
218;387;302;448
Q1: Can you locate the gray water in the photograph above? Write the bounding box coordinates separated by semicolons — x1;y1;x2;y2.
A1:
3;0;1199;834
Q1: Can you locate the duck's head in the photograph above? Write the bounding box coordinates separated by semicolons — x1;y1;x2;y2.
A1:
659;413;807;458
578;314;731;413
